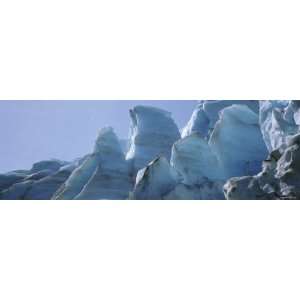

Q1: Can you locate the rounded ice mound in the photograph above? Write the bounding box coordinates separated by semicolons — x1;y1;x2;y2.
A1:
181;100;259;139
30;159;67;173
0;173;26;191
209;104;268;178
203;101;259;127
126;105;181;172
171;133;225;185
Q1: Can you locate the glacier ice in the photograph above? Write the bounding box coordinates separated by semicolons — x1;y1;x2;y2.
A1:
30;159;67;173
0;180;34;200
53;153;101;200
209;104;268;178
24;168;73;200
2;100;300;200
203;100;259;131
54;127;132;200
25;169;54;181
181;100;259;139
259;100;299;152
167;133;226;199
75;129;132;200
0;173;27;191
181;104;210;138
171;133;225;184
131;156;179;200
130;133;227;200
126;106;181;172
163;181;225;200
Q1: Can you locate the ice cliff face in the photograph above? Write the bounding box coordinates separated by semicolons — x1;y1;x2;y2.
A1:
209;105;268;178
171;133;225;183
126;106;181;173
2;101;300;200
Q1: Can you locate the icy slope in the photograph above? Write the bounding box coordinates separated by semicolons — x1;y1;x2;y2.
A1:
75;128;132;200
54;127;132;200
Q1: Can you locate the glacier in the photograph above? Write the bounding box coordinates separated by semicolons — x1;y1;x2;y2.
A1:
181;100;259;139
209;104;268;178
126;105;181;173
131;156;179;200
171;133;225;184
1;100;300;200
54;127;132;200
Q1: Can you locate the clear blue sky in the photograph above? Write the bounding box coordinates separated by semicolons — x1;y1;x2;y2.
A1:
0;100;197;173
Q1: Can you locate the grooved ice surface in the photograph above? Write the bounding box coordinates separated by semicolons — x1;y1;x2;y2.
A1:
171;133;225;184
209;105;268;178
126;106;181;172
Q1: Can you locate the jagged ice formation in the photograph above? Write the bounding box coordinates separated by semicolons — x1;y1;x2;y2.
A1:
1;100;300;200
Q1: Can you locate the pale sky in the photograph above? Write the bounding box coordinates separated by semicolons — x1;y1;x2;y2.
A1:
0;100;197;172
